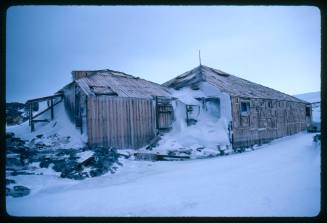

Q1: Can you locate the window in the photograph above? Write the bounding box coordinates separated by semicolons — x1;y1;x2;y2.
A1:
204;98;220;119
90;86;118;96
240;101;250;116
305;106;311;117
186;105;200;126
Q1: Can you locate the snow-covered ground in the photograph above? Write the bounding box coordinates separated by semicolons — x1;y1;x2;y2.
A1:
6;132;320;217
6;101;86;149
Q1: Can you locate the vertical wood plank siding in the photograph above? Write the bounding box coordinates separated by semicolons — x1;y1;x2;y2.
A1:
87;96;156;149
231;96;308;148
62;84;75;122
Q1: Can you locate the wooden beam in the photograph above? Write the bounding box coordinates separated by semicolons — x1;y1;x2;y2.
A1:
31;119;49;123
50;98;54;120
29;103;32;127
32;99;62;120
155;96;159;130
26;93;63;104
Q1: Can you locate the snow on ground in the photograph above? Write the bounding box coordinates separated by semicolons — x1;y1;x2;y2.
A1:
6;132;320;217
6;101;86;149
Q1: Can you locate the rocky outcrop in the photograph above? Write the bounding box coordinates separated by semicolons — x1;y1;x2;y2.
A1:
6;102;28;126
6;132;124;191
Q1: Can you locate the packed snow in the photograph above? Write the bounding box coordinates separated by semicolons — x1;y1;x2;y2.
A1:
6;132;320;216
146;82;232;156
6;101;87;149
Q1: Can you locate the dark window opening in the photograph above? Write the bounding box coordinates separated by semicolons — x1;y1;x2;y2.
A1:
306;106;311;117
186;105;200;126
240;101;250;116
90;86;118;96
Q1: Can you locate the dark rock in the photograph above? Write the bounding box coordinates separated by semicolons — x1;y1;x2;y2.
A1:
6;157;23;168
6;132;15;139
6;179;16;185
36;134;43;139
58;147;120;180
6;102;29;126
7;185;31;197
179;149;192;155
39;157;53;168
78;156;96;168
10;171;35;176
196;147;204;152
34;142;49;149
313;134;321;142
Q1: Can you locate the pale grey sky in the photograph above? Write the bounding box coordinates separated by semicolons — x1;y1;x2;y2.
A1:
6;6;320;102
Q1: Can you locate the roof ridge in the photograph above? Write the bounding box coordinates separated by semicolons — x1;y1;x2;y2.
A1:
164;64;308;103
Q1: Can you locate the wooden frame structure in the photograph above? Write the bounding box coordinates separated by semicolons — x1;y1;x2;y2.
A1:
26;93;63;132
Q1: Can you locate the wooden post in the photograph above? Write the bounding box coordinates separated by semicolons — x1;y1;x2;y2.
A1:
186;105;189;126
31;121;35;132
29;103;32;126
155;96;159;131
50;98;54;120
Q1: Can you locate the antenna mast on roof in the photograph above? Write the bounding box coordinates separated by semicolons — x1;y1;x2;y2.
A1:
198;50;202;66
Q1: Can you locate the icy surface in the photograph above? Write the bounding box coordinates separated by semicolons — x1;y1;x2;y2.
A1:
6;102;86;149
6;133;320;216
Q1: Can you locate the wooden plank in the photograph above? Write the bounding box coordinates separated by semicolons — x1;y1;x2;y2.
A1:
118;97;122;148
129;98;135;148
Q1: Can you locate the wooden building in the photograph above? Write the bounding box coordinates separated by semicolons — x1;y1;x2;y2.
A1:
163;65;312;149
58;69;174;149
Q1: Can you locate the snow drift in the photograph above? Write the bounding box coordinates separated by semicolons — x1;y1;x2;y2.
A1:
148;82;233;157
6;101;86;149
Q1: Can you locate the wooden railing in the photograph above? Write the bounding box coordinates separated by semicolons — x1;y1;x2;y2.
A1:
26;93;63;132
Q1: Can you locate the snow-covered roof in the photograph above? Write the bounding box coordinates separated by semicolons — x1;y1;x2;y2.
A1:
163;65;309;103
63;69;171;99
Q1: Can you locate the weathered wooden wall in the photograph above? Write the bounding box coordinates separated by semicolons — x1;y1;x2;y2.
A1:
157;103;174;130
62;83;75;122
231;96;309;148
87;96;156;149
62;83;88;134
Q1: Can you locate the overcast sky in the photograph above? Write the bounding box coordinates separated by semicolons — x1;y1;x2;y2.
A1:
6;6;320;102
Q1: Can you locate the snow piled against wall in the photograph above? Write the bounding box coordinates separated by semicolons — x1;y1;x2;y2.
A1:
294;91;321;123
150;82;232;155
6;102;87;149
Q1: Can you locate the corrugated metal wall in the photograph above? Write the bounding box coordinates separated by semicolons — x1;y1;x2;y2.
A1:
87;96;156;149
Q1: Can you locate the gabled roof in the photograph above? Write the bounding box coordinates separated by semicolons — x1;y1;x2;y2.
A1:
163;65;308;103
72;69;171;99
